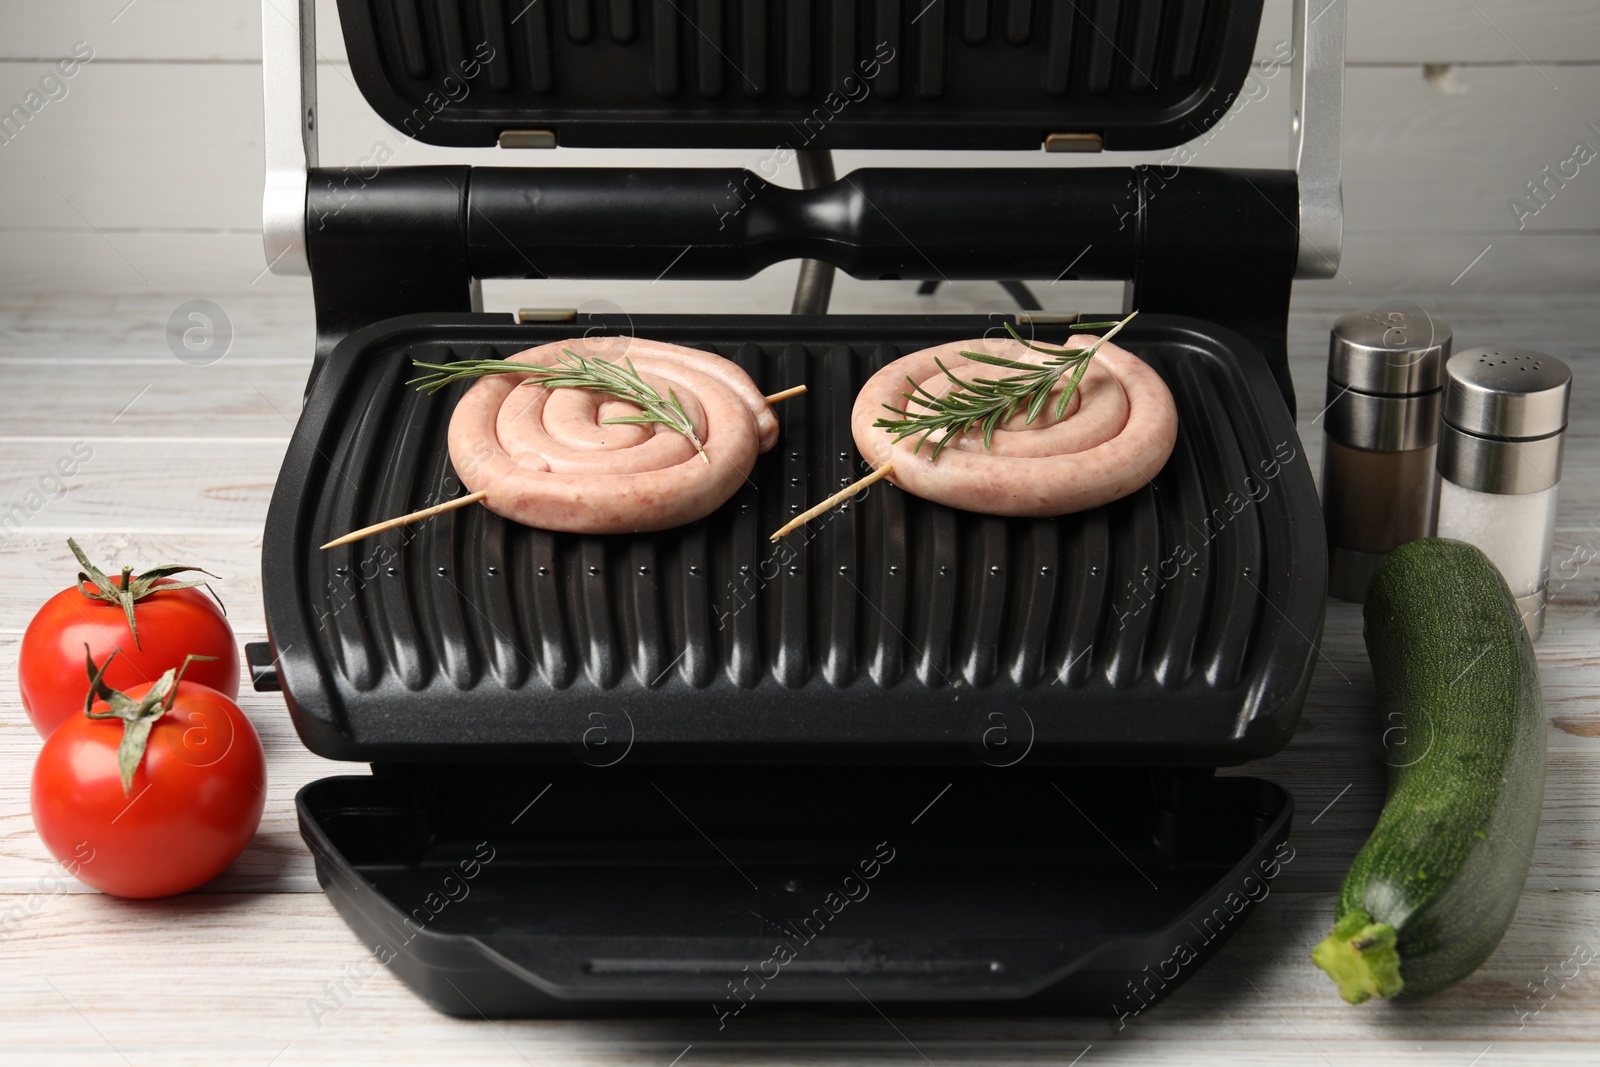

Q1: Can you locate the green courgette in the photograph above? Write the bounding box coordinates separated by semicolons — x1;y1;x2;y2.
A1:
1312;537;1546;1003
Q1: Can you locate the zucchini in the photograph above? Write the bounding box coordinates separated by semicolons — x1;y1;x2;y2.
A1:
1312;537;1546;1003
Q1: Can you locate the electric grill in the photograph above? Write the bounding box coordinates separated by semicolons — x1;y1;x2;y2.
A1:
252;0;1343;1019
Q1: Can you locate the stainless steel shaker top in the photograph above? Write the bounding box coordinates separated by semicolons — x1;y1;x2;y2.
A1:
1438;348;1571;495
1443;348;1571;440
1324;310;1450;452
1328;310;1450;395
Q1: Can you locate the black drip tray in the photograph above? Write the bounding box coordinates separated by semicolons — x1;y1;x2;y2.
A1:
263;313;1325;764
299;764;1292;1018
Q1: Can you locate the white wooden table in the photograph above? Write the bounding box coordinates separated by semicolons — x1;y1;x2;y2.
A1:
2;284;1596;1065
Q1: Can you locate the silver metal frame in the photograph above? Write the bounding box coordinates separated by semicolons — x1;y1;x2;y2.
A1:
262;0;317;277
1290;0;1346;278
259;0;1345;281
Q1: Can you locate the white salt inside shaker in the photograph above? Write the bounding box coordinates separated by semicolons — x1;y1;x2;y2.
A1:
1434;348;1571;640
1435;482;1559;595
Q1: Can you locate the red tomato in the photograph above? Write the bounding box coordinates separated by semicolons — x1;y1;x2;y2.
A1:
21;577;239;738
31;679;266;898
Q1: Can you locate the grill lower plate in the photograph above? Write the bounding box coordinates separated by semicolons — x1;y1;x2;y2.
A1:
263;313;1324;763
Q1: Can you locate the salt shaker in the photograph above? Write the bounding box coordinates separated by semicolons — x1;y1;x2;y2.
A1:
1321;310;1451;602
1435;347;1572;641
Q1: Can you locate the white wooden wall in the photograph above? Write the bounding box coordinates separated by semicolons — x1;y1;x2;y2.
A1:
0;0;1595;300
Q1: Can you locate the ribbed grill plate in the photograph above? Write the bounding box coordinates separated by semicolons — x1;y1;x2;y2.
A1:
262;313;1324;762
334;0;1265;149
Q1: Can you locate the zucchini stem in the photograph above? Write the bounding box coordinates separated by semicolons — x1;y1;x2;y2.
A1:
1311;910;1405;1004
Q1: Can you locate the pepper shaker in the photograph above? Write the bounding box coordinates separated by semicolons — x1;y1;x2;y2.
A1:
1435;347;1571;641
1321;310;1451;602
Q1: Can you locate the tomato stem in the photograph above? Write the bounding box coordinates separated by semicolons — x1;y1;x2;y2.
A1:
81;646;215;795
163;654;218;713
67;538;223;650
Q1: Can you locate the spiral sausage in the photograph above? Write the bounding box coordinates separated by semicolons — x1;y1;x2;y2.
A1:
448;337;779;534
850;334;1178;517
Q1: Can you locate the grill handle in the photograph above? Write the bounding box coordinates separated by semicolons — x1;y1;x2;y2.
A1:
461;166;1141;282
245;641;282;692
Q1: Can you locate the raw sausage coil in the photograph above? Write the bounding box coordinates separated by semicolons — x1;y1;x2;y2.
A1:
850;334;1178;517
448;337;779;534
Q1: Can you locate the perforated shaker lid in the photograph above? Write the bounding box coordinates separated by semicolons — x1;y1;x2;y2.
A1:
1444;348;1572;439
1328;310;1451;395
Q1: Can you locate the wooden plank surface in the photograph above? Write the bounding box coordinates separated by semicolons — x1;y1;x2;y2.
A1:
1;290;1598;1063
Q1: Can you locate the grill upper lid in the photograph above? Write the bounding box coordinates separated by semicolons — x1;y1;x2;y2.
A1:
335;0;1268;150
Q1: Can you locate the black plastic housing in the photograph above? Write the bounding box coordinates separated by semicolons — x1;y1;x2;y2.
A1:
336;0;1267;150
298;762;1292;1017
262;313;1324;766
305;165;1303;408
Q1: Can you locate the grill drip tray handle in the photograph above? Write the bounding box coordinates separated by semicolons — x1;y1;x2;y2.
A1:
298;764;1291;1018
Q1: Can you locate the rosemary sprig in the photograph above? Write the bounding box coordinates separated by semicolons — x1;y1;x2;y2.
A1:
873;310;1139;460
409;349;708;463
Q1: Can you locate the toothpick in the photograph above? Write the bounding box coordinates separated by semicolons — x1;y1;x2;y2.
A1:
770;464;895;541
764;384;807;404
320;491;488;550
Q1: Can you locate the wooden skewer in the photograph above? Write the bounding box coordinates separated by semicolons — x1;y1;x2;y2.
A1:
764;384;807;404
320;386;810;551
770;464;895;542
320;491;487;550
